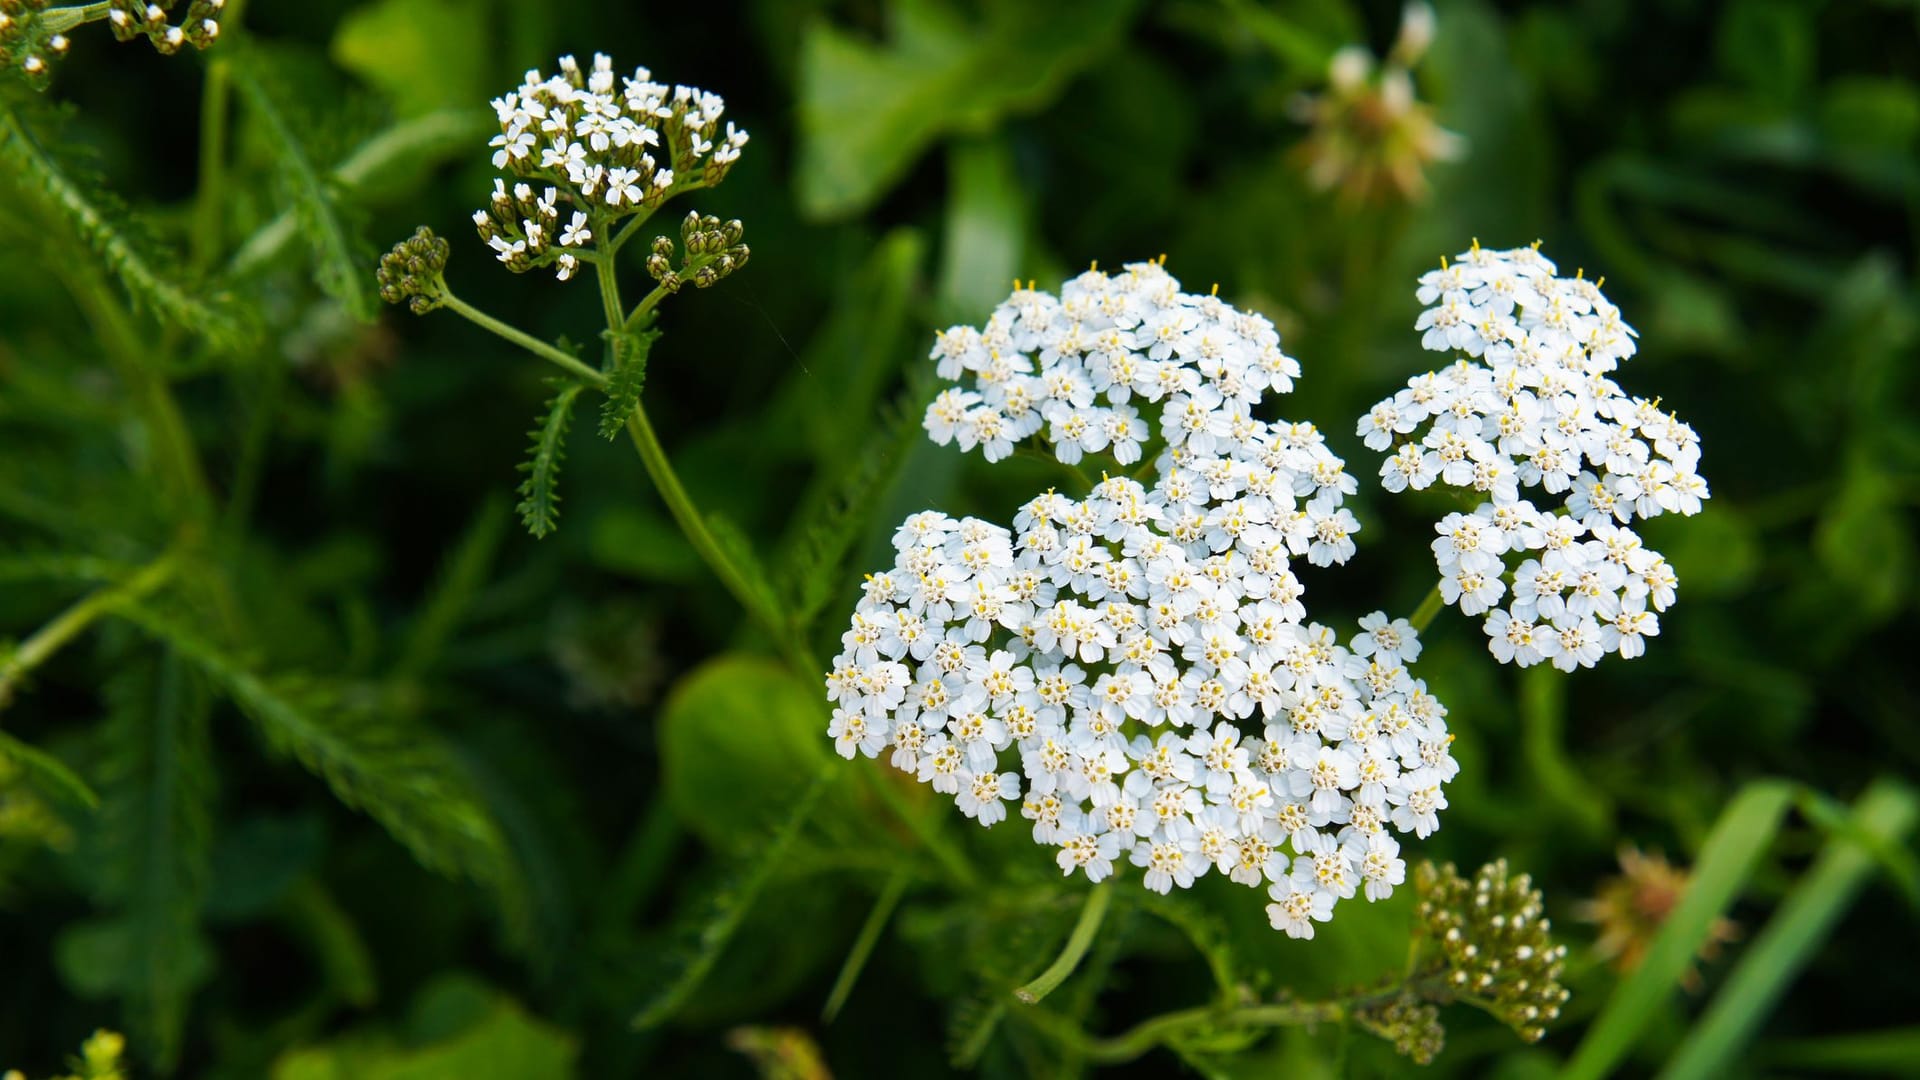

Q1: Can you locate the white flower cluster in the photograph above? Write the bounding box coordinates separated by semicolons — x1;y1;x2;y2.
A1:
473;52;748;282
1358;242;1708;669
926;262;1299;462
830;268;1461;936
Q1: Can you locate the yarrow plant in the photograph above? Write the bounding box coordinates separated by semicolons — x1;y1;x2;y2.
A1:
1358;241;1708;670
474;52;748;283
828;261;1460;939
0;0;223;89
378;53;754;545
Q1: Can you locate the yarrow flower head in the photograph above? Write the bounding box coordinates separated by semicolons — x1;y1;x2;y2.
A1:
471;52;748;283
1359;241;1708;670
375;227;450;315
832;262;1461;936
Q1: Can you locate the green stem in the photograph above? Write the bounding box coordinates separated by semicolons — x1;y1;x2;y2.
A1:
822;867;912;1022
1033;999;1346;1063
1408;583;1446;634
1014;881;1116;1005
189;0;245;273
594;235;624;331
0;550;181;712
38;2;111;34
622;408;793;652
440;292;607;387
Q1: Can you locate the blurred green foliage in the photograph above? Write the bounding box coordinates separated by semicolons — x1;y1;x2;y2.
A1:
1;0;1917;1077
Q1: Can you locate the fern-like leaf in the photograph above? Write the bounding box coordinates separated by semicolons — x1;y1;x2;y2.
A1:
946;994;1007;1070
517;380;584;539
229;49;378;321
777;375;934;630
108;602;519;898
631;769;832;1030
92;652;216;1072
0;101;251;348
0;729;99;809
598;328;661;440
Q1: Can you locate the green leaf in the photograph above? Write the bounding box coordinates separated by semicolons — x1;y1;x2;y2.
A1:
331;0;490;117
0;728;99;808
1659;780;1920;1080
1561;779;1795;1080
517;380;585;539
598;328;661;440
109;602;519;901
938;136;1028;324
230;49;379;321
795;0;1140;219
1814;462;1913;620
91;651;216;1072
656;654;836;850
631;769;833;1030
272;975;577;1079
0;101;253;348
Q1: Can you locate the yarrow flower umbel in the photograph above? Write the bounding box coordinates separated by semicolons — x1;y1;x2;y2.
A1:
1359;241;1708;670
829;262;1462;937
473;52;748;282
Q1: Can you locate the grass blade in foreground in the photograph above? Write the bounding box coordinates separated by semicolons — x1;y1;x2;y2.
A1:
1658;779;1920;1080
1560;779;1794;1080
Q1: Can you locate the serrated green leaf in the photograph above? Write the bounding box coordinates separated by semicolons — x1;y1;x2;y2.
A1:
90;651;216;1072
108;602;520;903
598;328;660;440
631;769;833;1030
796;0;1141;219
230;49;379;321
517;381;584;539
0;101;253;348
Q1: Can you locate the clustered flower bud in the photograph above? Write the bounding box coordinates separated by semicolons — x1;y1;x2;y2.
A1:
1359;242;1708;670
829;262;1464;938
1289;3;1460;202
1415;859;1570;1044
475;52;748;284
645;211;750;292
1353;994;1446;1065
3;0;220;90
376;226;451;315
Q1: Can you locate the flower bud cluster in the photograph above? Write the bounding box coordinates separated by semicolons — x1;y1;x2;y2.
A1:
1289;3;1460;203
476;52;747;282
1354;994;1445;1065
1415;859;1569;1043
376;226;451;315
4;0;218;89
104;0;221;54
830;268;1463;937
646;211;750;293
1359;242;1708;670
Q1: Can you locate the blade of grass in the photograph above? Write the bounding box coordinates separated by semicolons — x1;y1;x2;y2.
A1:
821;867;912;1022
1658;779;1920;1080
1765;1026;1920;1075
1560;778;1794;1080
